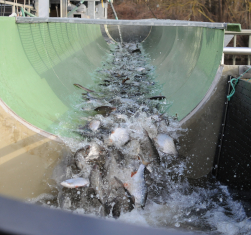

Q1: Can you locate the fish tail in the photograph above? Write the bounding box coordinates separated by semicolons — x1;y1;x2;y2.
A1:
138;154;151;166
142;160;151;166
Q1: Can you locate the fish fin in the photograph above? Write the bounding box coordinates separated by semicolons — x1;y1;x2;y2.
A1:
131;171;137;177
114;176;124;187
142;160;151;166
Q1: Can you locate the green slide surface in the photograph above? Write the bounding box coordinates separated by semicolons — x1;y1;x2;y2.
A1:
143;26;224;118
0;17;224;136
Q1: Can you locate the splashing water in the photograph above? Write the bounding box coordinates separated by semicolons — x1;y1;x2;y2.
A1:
29;43;251;235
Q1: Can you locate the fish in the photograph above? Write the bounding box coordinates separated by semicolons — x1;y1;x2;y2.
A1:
156;119;170;134
140;129;161;165
154;133;178;155
61;178;90;188
99;80;111;86
94;106;116;117
86;93;104;100
89;165;106;204
85;143;106;164
60;42;180;217
111;182;134;218
136;67;145;72
74;128;102;139
128;161;150;208
122;77;130;84
109;128;130;147
88;120;101;132
112;73;126;78
128;44;138;52
148;96;166;100
74;146;90;170
132;48;141;54
126;81;140;87
74;84;95;93
110;148;125;167
115;160;150;209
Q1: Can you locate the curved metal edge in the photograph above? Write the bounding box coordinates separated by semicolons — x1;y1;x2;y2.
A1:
180;65;224;126
0;98;62;142
0;194;197;235
16;17;228;29
141;26;152;43
104;24;117;43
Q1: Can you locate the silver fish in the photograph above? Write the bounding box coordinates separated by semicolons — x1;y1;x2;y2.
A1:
128;161;149;208
140;129;160;165
154;134;178;156
85;143;104;162
109;127;130;147
61;178;90;189
115;161;150;209
136;67;145;72
89;120;101;132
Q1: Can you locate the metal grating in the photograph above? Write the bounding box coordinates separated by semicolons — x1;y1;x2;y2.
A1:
215;78;251;190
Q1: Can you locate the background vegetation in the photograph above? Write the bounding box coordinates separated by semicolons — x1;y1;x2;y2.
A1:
108;0;251;48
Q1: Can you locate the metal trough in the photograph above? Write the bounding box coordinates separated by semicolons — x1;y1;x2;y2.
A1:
0;16;239;199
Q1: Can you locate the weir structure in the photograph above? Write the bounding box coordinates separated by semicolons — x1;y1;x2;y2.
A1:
0;16;240;201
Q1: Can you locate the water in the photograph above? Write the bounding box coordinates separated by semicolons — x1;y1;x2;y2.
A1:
29;42;251;235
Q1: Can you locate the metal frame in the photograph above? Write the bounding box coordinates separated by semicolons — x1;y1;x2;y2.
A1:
0;0;34;14
223;47;251;55
224;29;251;65
15;17;228;29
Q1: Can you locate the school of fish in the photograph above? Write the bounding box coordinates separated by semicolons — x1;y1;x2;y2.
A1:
57;43;180;218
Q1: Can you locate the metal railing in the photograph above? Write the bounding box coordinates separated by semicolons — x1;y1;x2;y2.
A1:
223;29;251;65
0;0;35;16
